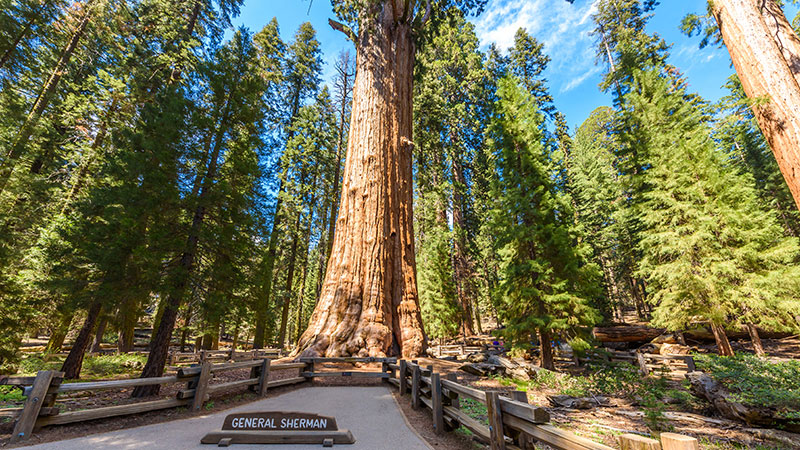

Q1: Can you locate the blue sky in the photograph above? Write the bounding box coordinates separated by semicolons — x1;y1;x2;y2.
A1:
230;1;797;130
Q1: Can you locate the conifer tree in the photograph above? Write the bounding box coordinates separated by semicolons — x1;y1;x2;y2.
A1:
623;68;800;356
714;75;800;237
489;76;600;370
414;10;487;338
569;107;630;321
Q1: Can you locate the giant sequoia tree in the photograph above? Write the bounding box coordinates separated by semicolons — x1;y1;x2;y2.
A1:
703;0;800;211
294;0;485;358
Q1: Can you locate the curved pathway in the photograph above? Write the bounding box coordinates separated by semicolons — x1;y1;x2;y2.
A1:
24;386;432;450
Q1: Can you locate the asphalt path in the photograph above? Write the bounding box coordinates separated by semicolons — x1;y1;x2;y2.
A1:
24;386;432;450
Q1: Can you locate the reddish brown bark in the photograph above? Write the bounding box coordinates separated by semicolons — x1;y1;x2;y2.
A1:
538;328;554;371
712;0;800;211
89;316;107;353
711;322;735;357
294;3;426;358
450;149;476;336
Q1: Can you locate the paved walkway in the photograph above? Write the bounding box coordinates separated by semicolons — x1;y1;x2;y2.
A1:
25;386;432;450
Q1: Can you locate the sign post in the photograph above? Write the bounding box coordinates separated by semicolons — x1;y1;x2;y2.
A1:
201;411;354;447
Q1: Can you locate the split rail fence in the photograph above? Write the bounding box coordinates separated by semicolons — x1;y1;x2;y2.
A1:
0;357;303;444
3;355;701;449
552;350;696;380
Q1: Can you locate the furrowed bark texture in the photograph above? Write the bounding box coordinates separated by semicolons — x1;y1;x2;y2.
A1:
712;0;800;211
294;3;426;358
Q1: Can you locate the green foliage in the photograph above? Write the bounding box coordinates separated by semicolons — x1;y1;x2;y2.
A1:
14;353;147;379
621;68;800;335
0;386;26;403
714;75;800;238
488;75;601;357
591;0;669;98
695;354;800;419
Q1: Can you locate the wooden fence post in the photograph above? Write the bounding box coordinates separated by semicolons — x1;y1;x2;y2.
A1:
257;358;271;396
431;372;444;435
486;391;506;450
637;353;649;376
10;370;57;444
619;433;661;450
192;361;212;411
411;365;421;409
445;373;459;408
660;433;699;450
381;361;389;383
399;360;408;395
510;391;531;449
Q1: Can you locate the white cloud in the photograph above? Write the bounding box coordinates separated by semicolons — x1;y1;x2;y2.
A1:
471;0;601;93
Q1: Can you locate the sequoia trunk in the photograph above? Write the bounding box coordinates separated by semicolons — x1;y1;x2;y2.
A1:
712;0;800;210
294;4;426;358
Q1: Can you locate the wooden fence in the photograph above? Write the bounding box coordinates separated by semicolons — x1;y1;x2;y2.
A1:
551;350;697;380
3;355;702;449
0;357;305;444
388;360;613;450
386;359;700;450
167;349;280;366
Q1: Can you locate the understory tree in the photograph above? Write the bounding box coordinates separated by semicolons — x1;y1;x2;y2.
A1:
623;68;800;356
489;76;601;370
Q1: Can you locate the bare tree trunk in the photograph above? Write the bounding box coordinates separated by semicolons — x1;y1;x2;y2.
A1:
117;298;137;353
253;172;285;349
538;328;554;371
294;4;426;358
0;1;92;194
710;322;735;357
277;214;301;350
231;321;240;351
61;300;102;379
712;0;800;211
46;313;72;353
90;316;107;353
326;51;354;258
746;323;766;356
253;82;305;348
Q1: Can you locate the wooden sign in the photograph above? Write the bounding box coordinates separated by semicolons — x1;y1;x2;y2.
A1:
222;412;337;432
202;411;354;446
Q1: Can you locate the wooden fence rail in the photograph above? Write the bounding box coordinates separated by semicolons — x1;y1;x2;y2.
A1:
2;358;307;443
389;359;700;450
3;356;702;449
553;350;696;380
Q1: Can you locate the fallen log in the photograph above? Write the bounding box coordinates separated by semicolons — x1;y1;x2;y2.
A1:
593;325;793;343
592;326;666;343
688;372;800;432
